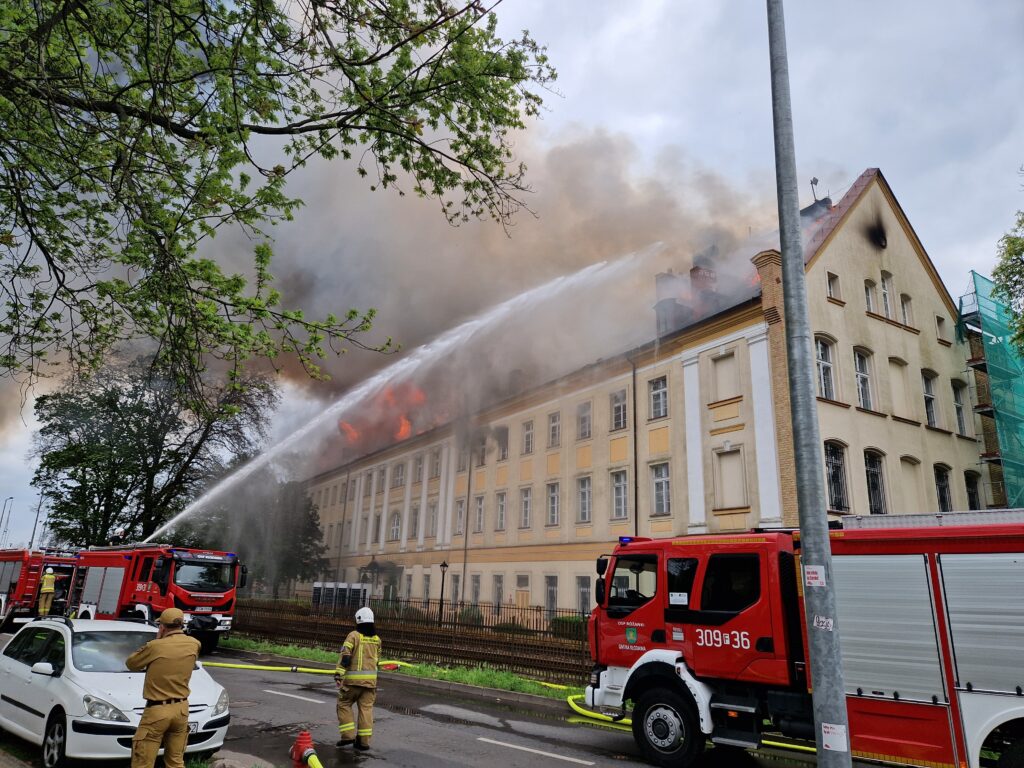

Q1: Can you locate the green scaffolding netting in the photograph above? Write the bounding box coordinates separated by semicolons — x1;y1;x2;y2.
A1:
957;272;1024;507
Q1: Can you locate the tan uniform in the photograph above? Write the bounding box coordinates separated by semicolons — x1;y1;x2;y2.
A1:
336;630;380;747
125;630;201;768
37;573;58;615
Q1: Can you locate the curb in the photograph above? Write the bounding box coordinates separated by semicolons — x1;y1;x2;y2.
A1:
213;646;570;714
0;746;32;768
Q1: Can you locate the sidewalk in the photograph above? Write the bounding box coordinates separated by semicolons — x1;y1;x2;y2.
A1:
0;748;30;768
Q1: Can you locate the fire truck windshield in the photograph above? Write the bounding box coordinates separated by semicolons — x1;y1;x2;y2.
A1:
173;563;234;593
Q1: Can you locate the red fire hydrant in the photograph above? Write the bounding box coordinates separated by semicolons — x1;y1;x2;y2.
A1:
290;731;324;768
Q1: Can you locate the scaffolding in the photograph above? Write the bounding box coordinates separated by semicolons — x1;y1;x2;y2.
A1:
957;272;1024;507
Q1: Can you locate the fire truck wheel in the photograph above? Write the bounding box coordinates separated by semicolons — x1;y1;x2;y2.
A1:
199;633;219;654
999;739;1024;768
42;709;68;768
631;687;704;768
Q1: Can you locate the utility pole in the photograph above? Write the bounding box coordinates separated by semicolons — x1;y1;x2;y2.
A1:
765;1;852;764
29;494;44;548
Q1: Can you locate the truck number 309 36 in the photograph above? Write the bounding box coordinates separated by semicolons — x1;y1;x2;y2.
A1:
694;628;751;649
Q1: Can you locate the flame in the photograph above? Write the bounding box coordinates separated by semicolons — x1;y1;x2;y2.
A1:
395;415;412;440
339;421;360;443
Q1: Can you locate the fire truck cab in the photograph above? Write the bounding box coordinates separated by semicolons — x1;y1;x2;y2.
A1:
587;515;1024;768
0;549;77;630
69;544;245;653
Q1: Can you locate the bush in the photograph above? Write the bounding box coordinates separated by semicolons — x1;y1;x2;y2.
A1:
549;615;587;640
493;621;530;635
457;605;484;625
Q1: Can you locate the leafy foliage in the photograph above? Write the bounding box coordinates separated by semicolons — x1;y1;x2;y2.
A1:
0;0;555;395
993;209;1024;350
31;356;278;544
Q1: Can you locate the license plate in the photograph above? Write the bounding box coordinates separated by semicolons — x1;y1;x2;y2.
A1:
188;722;198;734
194;607;213;612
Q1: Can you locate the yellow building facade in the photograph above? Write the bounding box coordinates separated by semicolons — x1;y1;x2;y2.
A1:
305;169;992;610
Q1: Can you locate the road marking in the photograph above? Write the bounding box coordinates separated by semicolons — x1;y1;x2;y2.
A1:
262;689;327;705
476;737;595;765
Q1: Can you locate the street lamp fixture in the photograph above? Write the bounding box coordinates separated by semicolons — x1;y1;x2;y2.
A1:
438;560;449;627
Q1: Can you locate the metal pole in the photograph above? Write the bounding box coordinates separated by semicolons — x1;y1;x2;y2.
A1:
0;496;12;548
29;494;44;549
765;1;851;764
438;562;448;627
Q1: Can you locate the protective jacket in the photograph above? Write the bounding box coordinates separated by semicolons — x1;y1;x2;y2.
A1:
40;573;56;593
336;630;380;688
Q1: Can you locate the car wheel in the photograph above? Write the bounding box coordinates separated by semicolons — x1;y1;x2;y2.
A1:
631;687;704;768
42;710;68;768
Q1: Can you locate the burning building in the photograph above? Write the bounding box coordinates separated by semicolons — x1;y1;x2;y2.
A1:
304;169;998;611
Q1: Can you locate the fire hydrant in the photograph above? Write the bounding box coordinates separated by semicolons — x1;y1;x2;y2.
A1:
290;731;325;768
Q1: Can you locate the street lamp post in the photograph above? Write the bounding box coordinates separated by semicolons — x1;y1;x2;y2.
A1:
0;497;12;548
438;560;449;627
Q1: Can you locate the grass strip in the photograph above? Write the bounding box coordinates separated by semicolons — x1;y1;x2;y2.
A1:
218;636;583;700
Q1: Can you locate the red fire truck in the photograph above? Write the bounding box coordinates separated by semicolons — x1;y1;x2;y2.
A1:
0;548;78;630
68;543;247;653
586;511;1024;768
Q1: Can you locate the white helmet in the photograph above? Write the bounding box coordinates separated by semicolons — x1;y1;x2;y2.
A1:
45;567;54;574
355;607;374;624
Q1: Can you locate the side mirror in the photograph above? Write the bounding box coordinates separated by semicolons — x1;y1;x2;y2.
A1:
596;557;608;577
239;565;248;589
595;578;605;606
31;662;55;676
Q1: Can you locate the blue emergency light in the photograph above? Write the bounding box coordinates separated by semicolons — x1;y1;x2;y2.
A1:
619;536;633;544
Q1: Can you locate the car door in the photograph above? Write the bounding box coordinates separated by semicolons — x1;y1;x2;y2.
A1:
24;631;67;728
4;627;58;735
0;630;32;729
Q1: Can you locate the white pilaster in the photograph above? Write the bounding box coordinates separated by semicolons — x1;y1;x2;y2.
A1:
683;353;707;533
749;329;783;527
400;456;414;551
439;441;454;545
379;464;392;554
350;474;365;554
417;452;430;551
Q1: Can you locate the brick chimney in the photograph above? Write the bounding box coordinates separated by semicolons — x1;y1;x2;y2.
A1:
654;269;691;337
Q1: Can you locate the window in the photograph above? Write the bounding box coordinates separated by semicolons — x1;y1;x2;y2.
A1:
824;441;850;512
409;504;419;539
495;492;506;531
934;465;952;513
473;495;484;533
451;574;461;604
854;349;873;410
701;554;761;613
392;463;405;488
611;470;629;519
922;371;938;427
577;402;592;440
900;294;913;326
651;463;671;516
548;412;561;448
546;482;560;526
880;271;893;319
427;502;437;537
713;449;746;509
667;558;699;608
611;389;628;431
577;476;592;523
649;376;668;419
4;628;54;665
348;481;356;501
328;485;337;506
712;351;738;401
455;499;465;535
889;357;909;416
864;450;888;515
471;574;481;606
422;574;431;601
516;574;530;590
952;382;968;435
372;513;381;543
364;472;373;496
815;338;835;400
474;438;486;468
936;315;949;342
522;420;534;454
496;427;509;461
965;472;982;511
429;448;441;479
545;575;558;615
493;574;504;609
404;574;413;598
520;488;532;528
414;454;424;483
608;554;657;611
576;576;592;615
457;448;468;472
826;272;841;300
864;279;877;312
388;512;401;541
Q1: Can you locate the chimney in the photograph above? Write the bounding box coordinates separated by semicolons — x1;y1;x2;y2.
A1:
689;243;720;317
654;270;691;337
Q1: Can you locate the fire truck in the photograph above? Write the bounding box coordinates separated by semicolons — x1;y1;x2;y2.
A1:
586;511;1024;768
68;544;246;653
0;548;78;630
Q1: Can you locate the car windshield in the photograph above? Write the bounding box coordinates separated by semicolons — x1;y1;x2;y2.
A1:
174;562;234;593
72;631;155;673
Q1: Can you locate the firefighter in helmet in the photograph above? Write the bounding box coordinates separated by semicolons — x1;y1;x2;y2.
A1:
37;567;67;616
335;606;381;750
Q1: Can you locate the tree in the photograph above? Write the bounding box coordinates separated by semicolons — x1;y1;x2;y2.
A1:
31;357;278;544
993;209;1024;342
0;0;555;398
171;477;327;598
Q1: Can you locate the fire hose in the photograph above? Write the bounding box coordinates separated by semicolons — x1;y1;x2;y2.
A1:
206;660;816;756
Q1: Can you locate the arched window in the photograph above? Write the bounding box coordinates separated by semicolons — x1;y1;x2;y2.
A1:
864;279;877;313
965;471;982;511
880;271;894;319
824;441;849;512
900;293;913;326
815;337;836;400
389;512;401;541
864;450;888;515
951;381;968;435
853;348;873;410
922;370;939;427
933;465;952;513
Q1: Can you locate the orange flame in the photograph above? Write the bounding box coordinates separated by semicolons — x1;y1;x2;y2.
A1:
395;415;412;441
339;421;360;443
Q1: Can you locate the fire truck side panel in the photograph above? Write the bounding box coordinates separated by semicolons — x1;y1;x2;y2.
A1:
845;697;958;766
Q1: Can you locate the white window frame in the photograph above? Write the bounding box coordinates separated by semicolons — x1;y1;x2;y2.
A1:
546;482;560;526
522;420;534;455
649;376;668;419
548;412;561;448
519;487;532;528
473;495;484;533
455;499;465;535
577;476;592;524
611;470;628;519
923;372;938;427
495;491;506;531
854;350;873;410
388;512;401;541
815;338;835;400
611;389;628;431
651;463;671;516
577;402;592;440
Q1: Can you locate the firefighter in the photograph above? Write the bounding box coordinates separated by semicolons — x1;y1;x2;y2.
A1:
335;606;381;750
37;568;67;616
125;608;202;768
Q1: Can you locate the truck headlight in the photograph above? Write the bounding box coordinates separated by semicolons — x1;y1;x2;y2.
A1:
212;689;229;716
83;695;129;722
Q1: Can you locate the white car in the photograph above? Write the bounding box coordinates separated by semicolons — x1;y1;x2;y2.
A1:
0;617;229;767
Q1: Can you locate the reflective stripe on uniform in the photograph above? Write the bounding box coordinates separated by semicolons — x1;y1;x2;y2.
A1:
357;729;372;736
345;672;377;681
339;723;355;732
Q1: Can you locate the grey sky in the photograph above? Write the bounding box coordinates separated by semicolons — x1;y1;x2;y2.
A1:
1;1;1021;546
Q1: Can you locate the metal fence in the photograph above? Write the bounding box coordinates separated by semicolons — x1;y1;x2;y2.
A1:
233;597;591;682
